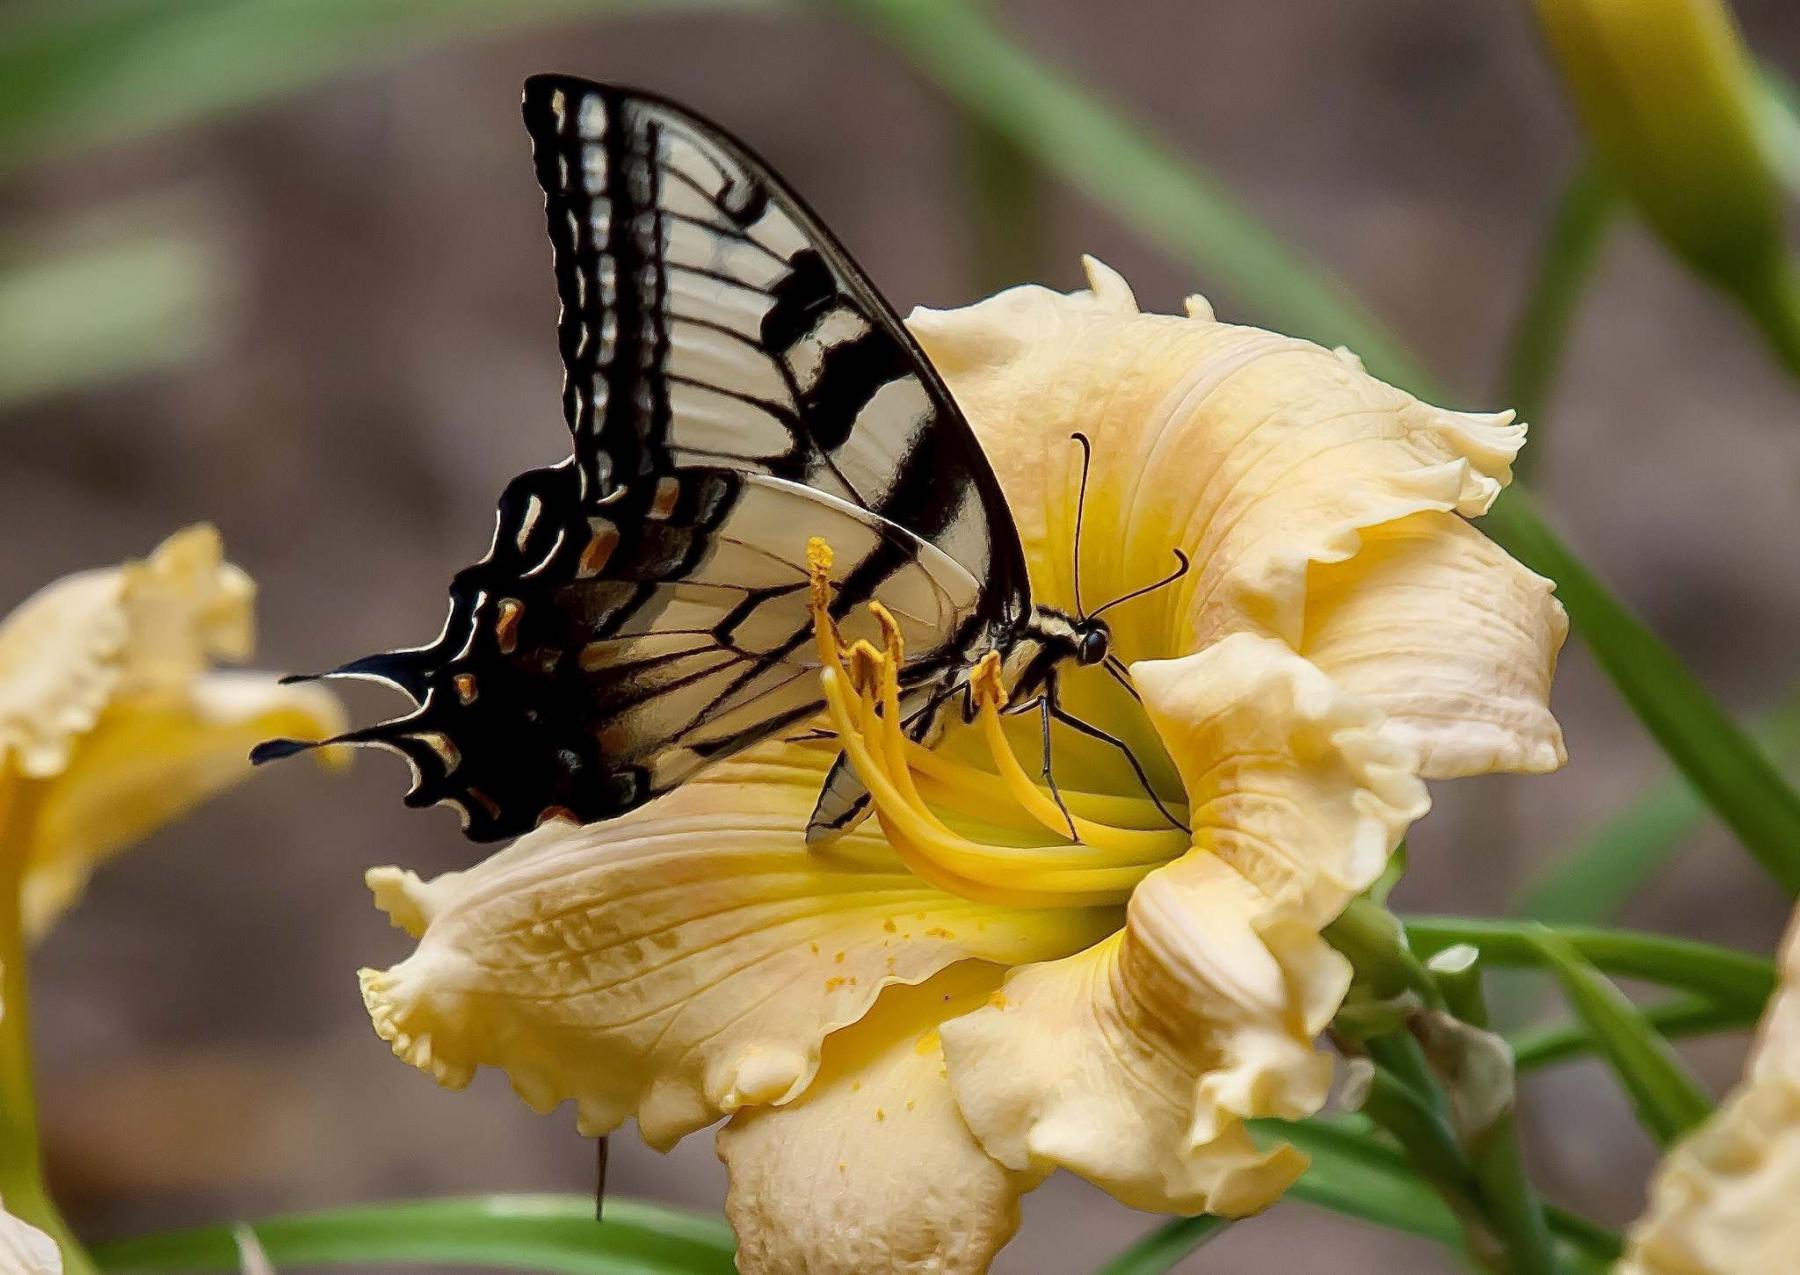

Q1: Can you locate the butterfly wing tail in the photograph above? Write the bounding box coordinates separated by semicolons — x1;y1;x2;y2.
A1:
252;463;656;842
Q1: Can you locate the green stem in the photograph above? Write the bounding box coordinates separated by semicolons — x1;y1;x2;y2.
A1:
1512;996;1756;1072
1469;1110;1557;1275
1499;159;1616;477
1353;1023;1560;1274
1092;1215;1233;1275
0;785;96;1275
1326;897;1444;1008
1359;1066;1477;1212
1404;917;1775;1011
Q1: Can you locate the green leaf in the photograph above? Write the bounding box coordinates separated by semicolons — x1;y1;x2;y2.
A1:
1251;1116;1464;1247
1482;490;1800;897
844;0;1800;899
1498;158;1616;468
1512;996;1761;1072
1093;1216;1233;1275
89;1195;736;1274
0;0;776;174
1517;696;1800;924
1523;931;1715;1146
0;233;212;407
1405;916;1776;1010
1252;1116;1621;1264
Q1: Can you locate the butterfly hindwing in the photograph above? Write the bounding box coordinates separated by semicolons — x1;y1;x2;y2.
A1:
260;76;1033;841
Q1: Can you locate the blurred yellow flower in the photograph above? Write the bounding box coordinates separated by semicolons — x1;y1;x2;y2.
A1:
0;524;343;1269
1620;907;1800;1273
0;524;345;938
357;260;1566;1272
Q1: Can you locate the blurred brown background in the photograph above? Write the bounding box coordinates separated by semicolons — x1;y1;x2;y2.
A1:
6;2;1800;1271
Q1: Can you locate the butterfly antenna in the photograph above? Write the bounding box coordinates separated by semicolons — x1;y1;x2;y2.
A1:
1089;548;1191;621
1069;432;1094;618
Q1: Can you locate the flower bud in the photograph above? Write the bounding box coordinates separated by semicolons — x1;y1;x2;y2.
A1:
1535;0;1800;365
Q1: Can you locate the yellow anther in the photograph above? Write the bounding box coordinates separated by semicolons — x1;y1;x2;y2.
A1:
971;650;1008;711
846;640;886;694
807;536;844;668
803;536;1185;910
868;600;905;665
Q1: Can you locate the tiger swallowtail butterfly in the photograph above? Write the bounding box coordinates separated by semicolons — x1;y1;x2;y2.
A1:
254;74;1153;845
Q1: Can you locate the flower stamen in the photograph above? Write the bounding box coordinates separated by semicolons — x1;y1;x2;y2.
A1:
806;539;1186;909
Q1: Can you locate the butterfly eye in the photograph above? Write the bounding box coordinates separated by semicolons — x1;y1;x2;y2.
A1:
1079;626;1109;666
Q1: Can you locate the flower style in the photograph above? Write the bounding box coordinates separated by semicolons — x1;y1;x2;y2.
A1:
357;259;1566;1271
1620;908;1800;1274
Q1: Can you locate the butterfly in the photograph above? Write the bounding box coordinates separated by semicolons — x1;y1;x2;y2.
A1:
255;74;1185;844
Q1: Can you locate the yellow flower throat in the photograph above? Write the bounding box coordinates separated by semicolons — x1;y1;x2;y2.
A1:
806;537;1190;910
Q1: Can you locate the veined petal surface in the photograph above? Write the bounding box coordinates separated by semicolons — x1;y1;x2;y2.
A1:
718;964;1035;1275
361;743;1115;1148
908;257;1527;663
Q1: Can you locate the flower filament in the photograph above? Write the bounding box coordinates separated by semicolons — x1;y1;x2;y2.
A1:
806;537;1189;910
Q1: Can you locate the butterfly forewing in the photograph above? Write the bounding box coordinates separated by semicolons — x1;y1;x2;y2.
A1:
270;76;1033;841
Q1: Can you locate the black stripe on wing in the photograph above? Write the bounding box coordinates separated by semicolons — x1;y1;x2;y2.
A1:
256;460;990;841
519;74;1030;624
255;77;1038;845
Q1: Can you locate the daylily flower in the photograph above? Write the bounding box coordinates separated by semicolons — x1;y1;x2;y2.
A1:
1619;908;1800;1273
0;525;344;1267
0;524;346;939
358;259;1566;1272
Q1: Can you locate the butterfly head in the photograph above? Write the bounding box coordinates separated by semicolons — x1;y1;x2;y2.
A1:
1075;618;1111;667
1016;608;1110;681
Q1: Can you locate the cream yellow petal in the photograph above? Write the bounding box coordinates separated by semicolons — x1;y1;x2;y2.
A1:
1133;632;1428;925
0;1198;61;1275
20;671;345;938
0;569;130;780
1301;510;1567;780
115;523;254;692
941;856;1343;1216
0;524;252;781
942;635;1425;1214
360;741;1116;1149
908;258;1524;660
718;963;1036;1275
1620;906;1800;1273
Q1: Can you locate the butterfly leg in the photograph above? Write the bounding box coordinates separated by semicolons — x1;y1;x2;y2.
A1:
1039;672;1079;842
1048;701;1191;834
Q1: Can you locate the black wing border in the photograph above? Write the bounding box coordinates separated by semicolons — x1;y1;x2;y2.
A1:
518;72;1032;625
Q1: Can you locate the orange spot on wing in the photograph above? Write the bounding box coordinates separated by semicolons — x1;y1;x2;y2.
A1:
579;521;619;577
494;599;523;654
